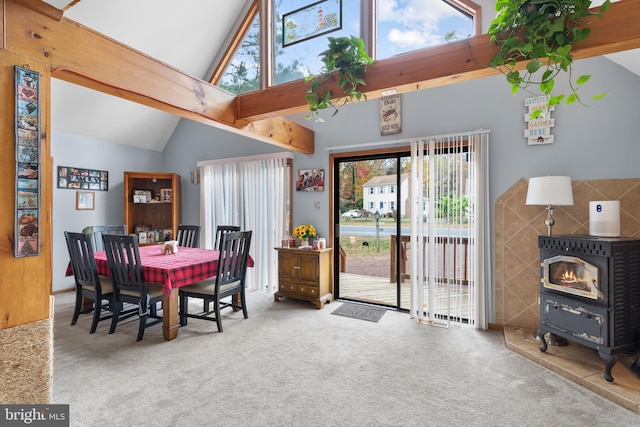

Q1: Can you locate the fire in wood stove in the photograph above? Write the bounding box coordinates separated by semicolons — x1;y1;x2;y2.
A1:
543;255;601;300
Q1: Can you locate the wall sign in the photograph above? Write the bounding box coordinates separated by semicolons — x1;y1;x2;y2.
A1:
524;96;555;145
15;66;41;257
380;94;401;136
57;166;109;191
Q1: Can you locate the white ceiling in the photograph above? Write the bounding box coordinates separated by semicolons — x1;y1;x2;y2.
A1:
44;0;640;152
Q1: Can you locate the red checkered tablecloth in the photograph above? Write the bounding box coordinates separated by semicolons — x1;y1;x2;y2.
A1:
66;245;254;296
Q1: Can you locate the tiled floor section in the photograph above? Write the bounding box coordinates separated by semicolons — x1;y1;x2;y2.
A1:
504;326;640;413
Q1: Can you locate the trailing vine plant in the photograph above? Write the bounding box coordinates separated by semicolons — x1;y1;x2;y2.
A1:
305;36;373;122
488;0;611;118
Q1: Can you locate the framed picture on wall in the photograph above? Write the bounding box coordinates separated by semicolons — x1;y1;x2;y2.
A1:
76;191;95;210
296;169;324;192
58;166;108;191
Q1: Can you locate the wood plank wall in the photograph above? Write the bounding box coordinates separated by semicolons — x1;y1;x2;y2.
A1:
0;49;52;329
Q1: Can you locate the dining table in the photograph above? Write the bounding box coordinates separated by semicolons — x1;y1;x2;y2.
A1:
67;244;253;341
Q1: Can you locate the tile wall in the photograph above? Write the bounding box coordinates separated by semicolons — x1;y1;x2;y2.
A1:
495;178;640;329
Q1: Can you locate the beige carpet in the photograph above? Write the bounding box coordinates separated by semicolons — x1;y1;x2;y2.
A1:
52;291;640;426
0;318;53;404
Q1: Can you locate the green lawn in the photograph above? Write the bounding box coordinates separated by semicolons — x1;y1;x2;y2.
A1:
339;235;391;256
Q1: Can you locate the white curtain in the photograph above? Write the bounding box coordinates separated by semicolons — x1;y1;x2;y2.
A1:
410;130;491;329
200;153;291;292
201;163;238;246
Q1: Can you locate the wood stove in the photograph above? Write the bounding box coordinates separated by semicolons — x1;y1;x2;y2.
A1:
536;235;640;382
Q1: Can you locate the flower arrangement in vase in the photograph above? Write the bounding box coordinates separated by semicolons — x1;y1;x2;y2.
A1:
293;224;316;248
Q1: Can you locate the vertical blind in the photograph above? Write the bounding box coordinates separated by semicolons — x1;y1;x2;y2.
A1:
410;130;491;329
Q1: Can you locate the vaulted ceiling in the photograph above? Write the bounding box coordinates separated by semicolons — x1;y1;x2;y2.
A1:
44;0;250;151
39;0;640;153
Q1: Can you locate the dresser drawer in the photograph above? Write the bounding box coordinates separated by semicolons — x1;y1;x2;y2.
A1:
279;282;296;293
298;284;318;297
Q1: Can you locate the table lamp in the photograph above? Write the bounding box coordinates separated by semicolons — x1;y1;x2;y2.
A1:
526;176;574;236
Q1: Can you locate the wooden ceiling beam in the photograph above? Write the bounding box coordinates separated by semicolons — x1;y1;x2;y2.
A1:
4;0;315;154
15;0;63;21
237;0;640;120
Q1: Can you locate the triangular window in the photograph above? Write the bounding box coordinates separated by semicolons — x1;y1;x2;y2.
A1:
214;8;260;95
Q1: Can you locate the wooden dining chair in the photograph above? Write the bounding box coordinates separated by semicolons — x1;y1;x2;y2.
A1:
203;225;241;311
65;231;128;333
179;230;252;332
102;234;164;341
214;225;241;249
176;224;200;248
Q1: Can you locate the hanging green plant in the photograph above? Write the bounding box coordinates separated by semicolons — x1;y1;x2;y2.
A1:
305;36;373;122
488;0;611;118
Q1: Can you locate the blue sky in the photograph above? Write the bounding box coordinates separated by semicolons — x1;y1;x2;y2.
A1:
376;0;473;59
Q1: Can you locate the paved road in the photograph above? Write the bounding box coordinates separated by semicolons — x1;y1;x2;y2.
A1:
339;225;470;238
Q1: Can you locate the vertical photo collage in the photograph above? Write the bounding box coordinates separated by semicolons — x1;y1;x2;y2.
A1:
15;66;41;257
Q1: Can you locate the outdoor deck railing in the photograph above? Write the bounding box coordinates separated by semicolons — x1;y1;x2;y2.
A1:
390;234;470;284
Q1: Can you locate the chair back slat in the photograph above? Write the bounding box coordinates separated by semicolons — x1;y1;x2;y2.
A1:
102;234;147;299
217;230;252;293
176;224;201;248
214;225;241;250
65;231;101;291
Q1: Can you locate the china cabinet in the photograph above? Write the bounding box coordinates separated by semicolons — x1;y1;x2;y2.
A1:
123;171;181;240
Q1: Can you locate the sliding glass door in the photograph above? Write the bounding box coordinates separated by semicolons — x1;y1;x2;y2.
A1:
332;132;487;326
333;154;410;310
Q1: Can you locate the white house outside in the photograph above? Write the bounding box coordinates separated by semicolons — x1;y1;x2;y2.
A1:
362;174;409;216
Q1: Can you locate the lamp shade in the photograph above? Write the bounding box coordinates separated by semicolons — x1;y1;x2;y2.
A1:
526;176;574;206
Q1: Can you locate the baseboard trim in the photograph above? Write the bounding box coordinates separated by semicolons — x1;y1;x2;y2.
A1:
488;323;503;331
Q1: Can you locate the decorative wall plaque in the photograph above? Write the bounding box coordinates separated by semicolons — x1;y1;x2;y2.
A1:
15;66;41;257
283;0;342;47
380;94;401;136
524;96;555;145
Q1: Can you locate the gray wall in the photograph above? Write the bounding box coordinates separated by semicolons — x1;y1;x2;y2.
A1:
299;56;640;301
52;55;640;302
162;56;640;240
51;134;163;291
162;122;285;227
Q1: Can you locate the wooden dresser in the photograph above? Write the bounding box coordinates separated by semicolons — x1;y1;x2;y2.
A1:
274;247;333;309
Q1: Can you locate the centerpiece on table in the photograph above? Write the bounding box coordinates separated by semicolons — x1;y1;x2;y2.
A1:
293;224;316;248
